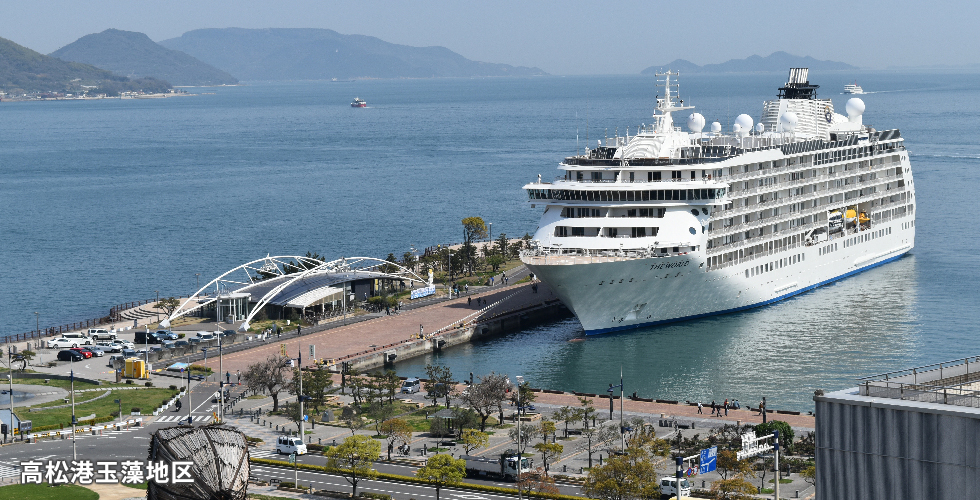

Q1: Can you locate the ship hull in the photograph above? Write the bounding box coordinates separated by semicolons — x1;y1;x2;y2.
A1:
525;218;914;334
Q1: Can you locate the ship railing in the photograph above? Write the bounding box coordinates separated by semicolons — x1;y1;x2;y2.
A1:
520;246;695;264
553;177;719;185
706;238;812;271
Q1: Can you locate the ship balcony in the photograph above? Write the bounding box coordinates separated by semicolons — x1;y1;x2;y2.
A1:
520;245;700;266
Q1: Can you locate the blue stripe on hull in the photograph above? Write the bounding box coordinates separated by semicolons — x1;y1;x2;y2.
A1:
586;250;911;335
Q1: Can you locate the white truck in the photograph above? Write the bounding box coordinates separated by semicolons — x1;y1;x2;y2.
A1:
460;453;532;481
659;476;691;498
87;328;116;341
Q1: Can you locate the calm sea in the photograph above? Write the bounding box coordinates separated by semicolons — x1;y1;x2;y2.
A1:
2;72;977;410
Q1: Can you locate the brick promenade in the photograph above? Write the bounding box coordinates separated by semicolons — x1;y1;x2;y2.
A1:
210;279;559;376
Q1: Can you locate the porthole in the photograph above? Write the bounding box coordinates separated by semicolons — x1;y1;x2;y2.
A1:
701;208;709;215
691;209;699;216
689;227;697;235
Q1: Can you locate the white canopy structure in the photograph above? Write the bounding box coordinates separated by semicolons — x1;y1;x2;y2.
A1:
160;255;427;331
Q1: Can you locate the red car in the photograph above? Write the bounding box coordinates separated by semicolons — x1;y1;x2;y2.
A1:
69;347;93;359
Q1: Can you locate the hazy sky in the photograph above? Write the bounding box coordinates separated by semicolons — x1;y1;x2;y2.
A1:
5;0;977;74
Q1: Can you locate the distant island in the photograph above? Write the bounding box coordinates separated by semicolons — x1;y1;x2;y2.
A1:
641;51;858;74
159;28;548;81
50;29;237;87
0;36;170;97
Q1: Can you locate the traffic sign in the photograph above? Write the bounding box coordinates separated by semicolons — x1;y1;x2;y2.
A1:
280;344;287;356
288;452;296;464
309;345;315;359
699;446;717;474
737;432;774;460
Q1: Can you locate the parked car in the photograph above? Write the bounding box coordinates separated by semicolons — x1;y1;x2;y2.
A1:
57;350;84;362
69;347;93;359
121;349;137;358
82;346;104;357
111;340;135;350
161;341;176;349
276;436;307;455
174;340;190;348
48;337;84;349
135;331;162;344
87;328;116;341
61;332;94;345
400;378;421;394
154;330;179;341
195;332;216;340
96;341;119;352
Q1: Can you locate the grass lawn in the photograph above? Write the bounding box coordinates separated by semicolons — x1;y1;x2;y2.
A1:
122;481;149;490
16;387;179;428
0;371;131;392
0;483;98;500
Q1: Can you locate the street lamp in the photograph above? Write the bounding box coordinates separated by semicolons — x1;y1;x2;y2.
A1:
489;222;493;247
607;367;625;451
155;291;160;322
34;312;39;338
515;375;524;500
195;273;201;295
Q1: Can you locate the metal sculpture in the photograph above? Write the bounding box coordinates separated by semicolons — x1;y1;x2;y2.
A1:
148;424;249;500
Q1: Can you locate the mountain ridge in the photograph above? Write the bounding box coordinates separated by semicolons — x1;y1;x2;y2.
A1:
159;28;547;81
50;29;237;86
0;36;170;95
642;52;858;74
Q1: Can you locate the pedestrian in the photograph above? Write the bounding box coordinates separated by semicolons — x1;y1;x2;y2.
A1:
226;371;231;384
710;400;716;415
237;370;241;385
464;284;469;294
467;297;472;306
724;399;729;416
697;401;703;414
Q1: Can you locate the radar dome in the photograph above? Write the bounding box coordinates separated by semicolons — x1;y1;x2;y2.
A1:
778;112;798;132
687;113;705;133
755;123;765;133
734;114;754;132
845;98;865;118
710;122;722;133
732;124;742;135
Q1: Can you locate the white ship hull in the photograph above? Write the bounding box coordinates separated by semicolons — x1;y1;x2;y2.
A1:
527;218;914;334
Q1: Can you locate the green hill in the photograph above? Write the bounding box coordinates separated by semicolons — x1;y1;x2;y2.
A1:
50;29;238;86
159;28;547;81
0;36;170;95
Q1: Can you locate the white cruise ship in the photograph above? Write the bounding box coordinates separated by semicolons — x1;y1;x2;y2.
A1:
844;82;864;94
520;68;915;334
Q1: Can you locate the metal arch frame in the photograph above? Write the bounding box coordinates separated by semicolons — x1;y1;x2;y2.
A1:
160;255;427;331
160;255;326;328
239;256;427;331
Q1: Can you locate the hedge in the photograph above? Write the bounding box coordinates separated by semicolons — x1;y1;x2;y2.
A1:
30;414;117;434
248;458;587;500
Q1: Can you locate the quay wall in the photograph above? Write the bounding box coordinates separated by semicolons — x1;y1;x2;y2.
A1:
346;300;570;372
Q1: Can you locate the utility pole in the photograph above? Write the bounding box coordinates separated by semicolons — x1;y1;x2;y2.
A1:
218;334;223;423
298;344;304;445
7;347;13;444
607;368;625;450
515;375;524;500
70;356;77;460
187;367;193;425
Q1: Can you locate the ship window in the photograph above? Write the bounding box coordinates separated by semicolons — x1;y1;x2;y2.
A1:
571;227;585;236
651;227;659;236
690;171;696;180
629;172;635;182
577;171;584;181
592;172;602;181
631;227;646;238
689;227;696;235
651;171;662;181
555;226;568;237
627;209;637;217
671;171;682;180
691;209;699;216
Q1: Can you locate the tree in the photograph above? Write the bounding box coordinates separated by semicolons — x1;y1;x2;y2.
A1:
340;406;365;435
242;354;292;412
532;442;563;475
288;367;334;412
511;379;536;413
380;370;401;404
13;350;35;371
461;217;488;276
423;364;456;408
155;297;181;317
415;453;465;500
281;401;308;433
518;467;560;499
369;401;396;436
578;396;597;429
716;449;752;480
402;251;418;272
539;420;557;442
755;420;794;456
710;477;758;500
582;449;660;500
459;372;509;431
495;232;509;258
802;465;816;487
486;254;505;272
509;423;537;455
582;421;617;468
325;435;380;497
382;253;399;274
553;406;576;438
381;418;412;460
459;429;489;455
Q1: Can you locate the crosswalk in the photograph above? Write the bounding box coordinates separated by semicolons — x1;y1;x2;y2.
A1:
249;449;280;459
0;462;19;480
153;415;212;423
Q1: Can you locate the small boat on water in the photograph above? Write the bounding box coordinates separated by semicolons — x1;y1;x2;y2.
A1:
351;97;366;108
844;82;864;94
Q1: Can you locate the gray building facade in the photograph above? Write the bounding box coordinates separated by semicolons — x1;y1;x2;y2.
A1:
814;357;980;499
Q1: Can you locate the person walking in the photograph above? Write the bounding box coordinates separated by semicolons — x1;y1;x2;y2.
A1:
724;399;729;416
236;370;241;385
467;296;472;306
710;400;716;416
697;401;703;414
226;371;231;384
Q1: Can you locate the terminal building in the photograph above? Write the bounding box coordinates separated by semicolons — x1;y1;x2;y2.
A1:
814;356;980;500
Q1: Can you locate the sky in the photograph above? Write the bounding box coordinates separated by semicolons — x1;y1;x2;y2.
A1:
4;0;978;75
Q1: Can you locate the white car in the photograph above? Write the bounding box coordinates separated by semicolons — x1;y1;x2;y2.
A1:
87;328;116;341
110;340;135;350
48;337;87;349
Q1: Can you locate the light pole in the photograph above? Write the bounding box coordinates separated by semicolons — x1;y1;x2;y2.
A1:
155;291;160;322
195;273;201;295
114;399;122;425
34;312;39;338
489;222;493;249
218;334;223;423
7;347;13;444
70;355;77;460
515;375;524;500
607;367;625;451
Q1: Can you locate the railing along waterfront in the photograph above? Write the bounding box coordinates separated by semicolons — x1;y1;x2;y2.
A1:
857;355;980;408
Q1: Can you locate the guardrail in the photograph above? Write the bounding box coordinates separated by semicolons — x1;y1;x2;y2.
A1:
27;417;143;440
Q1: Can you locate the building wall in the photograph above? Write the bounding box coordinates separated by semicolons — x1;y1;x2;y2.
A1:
815;393;980;500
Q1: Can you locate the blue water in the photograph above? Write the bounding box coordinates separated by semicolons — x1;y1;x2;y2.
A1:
2;72;978;411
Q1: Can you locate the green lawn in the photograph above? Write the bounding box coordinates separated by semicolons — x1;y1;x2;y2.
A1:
0;371;129;392
0;483;98;500
122;481;149;490
16;387;179;428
